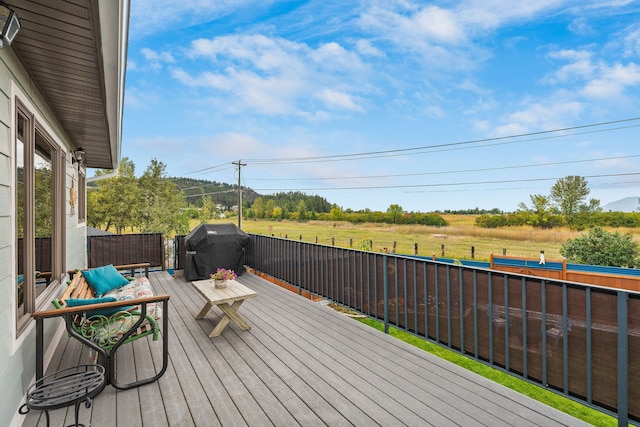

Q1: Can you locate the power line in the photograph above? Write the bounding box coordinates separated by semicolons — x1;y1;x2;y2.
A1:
175;163;235;177
251;172;640;192
183;189;237;199
242;118;640;165
171;118;640;177
245;154;640;182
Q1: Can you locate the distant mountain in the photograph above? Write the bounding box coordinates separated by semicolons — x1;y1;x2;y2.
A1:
601;197;639;212
171;177;260;208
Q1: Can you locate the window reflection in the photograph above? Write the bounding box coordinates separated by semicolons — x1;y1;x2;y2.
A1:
15;105;59;334
34;133;53;296
16;114;25;316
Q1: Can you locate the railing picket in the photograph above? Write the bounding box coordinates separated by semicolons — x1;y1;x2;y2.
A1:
562;283;569;394
459;267;464;354
504;275;509;372
383;254;389;334
403;258;408;331
414;260;419;337
541;280;547;388
586;287;592;404
424;263;429;341
617;291;629;427
522;277;528;379
447;265;452;348
473;269;478;358
435;264;440;343
488;272;493;365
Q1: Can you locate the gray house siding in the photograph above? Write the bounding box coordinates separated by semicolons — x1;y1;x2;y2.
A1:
0;45;86;426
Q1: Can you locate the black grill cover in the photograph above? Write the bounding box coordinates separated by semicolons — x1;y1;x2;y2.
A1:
184;223;250;281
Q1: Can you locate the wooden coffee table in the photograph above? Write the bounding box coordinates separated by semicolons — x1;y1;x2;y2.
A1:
191;279;257;337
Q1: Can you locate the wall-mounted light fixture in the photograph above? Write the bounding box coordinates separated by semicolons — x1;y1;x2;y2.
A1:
72;147;86;170
0;2;20;48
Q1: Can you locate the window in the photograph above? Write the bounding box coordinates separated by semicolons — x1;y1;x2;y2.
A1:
15;101;64;336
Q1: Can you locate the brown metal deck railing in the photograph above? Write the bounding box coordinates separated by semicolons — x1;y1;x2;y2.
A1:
244;233;639;426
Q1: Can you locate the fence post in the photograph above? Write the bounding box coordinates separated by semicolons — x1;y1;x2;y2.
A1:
392;241;396;253
414;243;418;255
471;246;475;259
383;254;389;334
350;238;353;247
331;237;335;246
441;244;445;257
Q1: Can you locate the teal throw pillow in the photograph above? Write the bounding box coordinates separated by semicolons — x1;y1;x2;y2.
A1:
82;264;129;296
66;296;131;317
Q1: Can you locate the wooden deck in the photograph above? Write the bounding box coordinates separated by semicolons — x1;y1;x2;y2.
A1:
22;271;590;426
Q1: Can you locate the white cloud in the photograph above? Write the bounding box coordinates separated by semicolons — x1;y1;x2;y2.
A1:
129;0;261;38
316;89;364;112
493;101;584;136
543;50;594;84
411;6;466;44
173;35;370;117
311;42;367;72
140;48;175;70
355;39;384;57
623;25;640;57
568;17;594;36
543;47;640;101
581;63;640;99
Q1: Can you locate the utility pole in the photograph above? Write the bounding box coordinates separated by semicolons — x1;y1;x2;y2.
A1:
232;160;246;228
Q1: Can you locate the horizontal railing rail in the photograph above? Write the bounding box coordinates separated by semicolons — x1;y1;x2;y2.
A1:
245;233;639;426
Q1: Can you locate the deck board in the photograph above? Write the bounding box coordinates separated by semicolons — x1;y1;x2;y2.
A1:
22;270;590;427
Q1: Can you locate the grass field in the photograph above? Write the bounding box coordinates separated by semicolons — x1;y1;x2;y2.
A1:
209;215;594;262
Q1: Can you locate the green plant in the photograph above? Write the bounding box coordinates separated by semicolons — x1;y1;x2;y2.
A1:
354;235;372;251
210;268;237;281
561;226;640;267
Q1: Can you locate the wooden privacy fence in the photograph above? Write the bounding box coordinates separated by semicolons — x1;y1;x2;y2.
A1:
490;255;640;292
245;234;640;426
88;233;164;269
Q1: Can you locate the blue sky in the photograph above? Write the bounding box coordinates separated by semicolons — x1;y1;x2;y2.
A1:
123;0;640;212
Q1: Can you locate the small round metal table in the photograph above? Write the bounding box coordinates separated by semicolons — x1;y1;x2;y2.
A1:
19;364;105;427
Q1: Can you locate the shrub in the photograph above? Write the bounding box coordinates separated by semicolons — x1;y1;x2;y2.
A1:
560;226;640;267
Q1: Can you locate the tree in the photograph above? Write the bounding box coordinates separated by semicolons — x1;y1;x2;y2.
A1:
549;176;590;225
329;205;344;221
264;200;275;219
251;197;265;218
201;195;217;221
296;200;308;220
560;226;639;267
89;158;142;233
387;204;403;224
137;158;189;236
517;194;554;228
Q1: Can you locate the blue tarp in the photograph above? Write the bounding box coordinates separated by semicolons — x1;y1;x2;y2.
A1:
405;254;639;278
